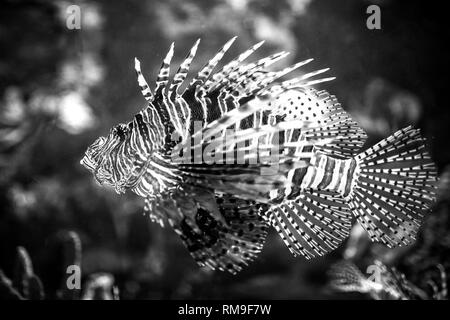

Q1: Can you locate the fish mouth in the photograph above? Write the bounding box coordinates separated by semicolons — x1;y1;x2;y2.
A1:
80;155;105;186
80;154;131;194
80;155;96;172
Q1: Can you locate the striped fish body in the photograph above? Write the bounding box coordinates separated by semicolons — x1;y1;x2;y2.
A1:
284;152;357;198
81;38;438;273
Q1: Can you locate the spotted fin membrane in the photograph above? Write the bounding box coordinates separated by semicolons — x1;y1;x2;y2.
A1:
146;189;269;274
178;194;269;274
265;190;352;258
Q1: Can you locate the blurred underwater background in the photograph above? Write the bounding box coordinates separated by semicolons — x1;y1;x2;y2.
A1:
0;0;449;299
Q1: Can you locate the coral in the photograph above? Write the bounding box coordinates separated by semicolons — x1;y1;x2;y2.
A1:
0;231;119;300
0;247;44;300
329;260;446;300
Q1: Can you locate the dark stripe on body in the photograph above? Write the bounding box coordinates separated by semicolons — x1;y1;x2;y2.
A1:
318;157;335;189
183;88;205;133
343;159;357;196
286;167;308;200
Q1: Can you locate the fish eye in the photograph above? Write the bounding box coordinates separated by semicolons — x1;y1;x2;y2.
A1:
111;123;128;140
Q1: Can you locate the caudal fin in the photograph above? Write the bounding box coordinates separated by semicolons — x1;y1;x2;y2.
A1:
347;126;438;247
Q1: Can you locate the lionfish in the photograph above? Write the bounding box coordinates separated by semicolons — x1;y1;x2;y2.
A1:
81;38;438;274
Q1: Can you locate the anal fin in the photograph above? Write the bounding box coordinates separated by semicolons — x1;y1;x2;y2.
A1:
173;194;270;274
266;189;352;258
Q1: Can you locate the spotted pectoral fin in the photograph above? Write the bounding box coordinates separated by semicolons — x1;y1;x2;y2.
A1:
172;194;269;274
266;190;352;258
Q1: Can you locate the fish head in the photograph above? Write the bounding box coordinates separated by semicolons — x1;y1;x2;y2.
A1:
81;123;134;193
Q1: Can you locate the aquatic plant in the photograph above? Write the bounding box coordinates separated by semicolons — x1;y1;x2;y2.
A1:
329;260;447;300
0;231;119;300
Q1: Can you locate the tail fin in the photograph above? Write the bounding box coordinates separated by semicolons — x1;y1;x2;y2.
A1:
347;126;438;247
